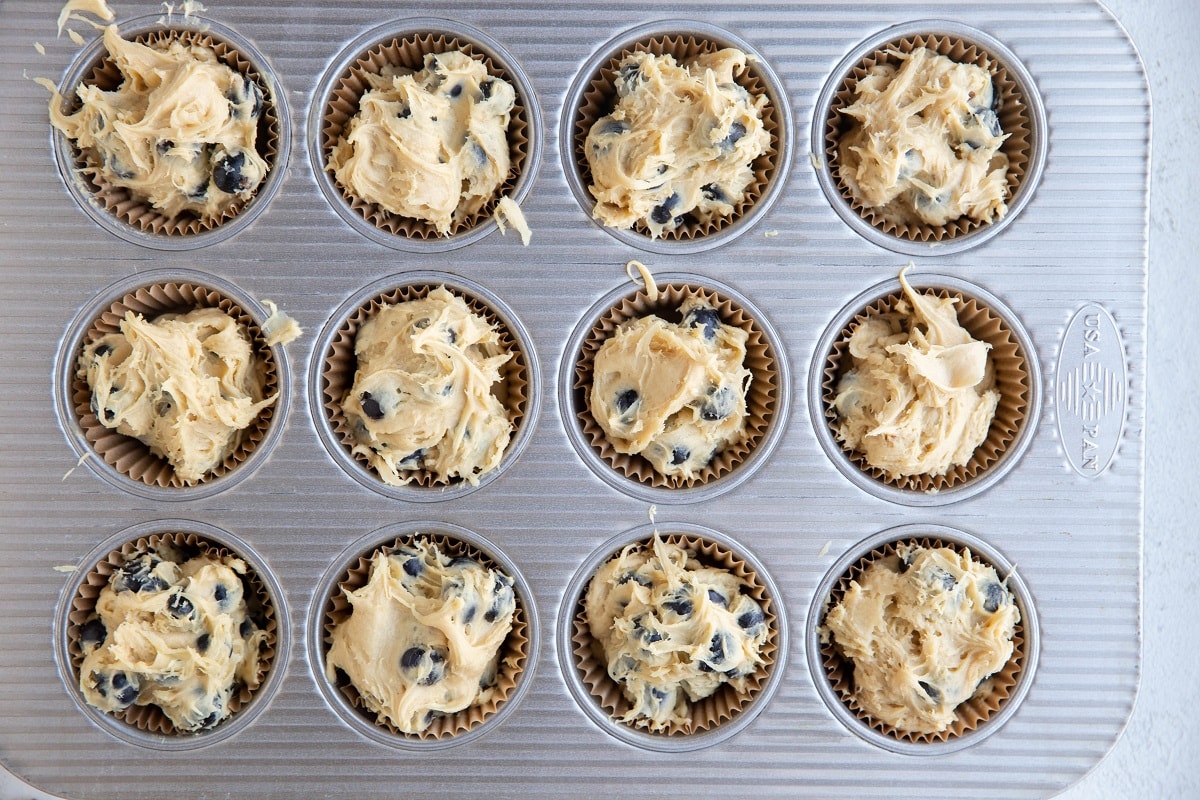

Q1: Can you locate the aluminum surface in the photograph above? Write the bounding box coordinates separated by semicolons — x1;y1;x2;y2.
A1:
0;1;1147;798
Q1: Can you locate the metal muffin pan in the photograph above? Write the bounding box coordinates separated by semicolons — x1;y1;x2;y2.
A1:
0;1;1146;798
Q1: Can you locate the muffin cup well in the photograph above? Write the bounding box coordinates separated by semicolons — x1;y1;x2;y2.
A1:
561;272;788;505
54;520;288;750
807;525;1038;755
558;523;786;751
54;269;289;501
309;18;541;252
50;14;289;250
311;272;539;501
812;21;1046;255
309;522;537;749
561;20;792;254
809;272;1040;506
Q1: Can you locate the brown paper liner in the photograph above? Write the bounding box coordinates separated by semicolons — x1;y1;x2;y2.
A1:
574;282;777;489
67;532;279;735
321;284;528;488
818;537;1026;743
570;533;779;736
821;287;1029;493
72;282;279;489
63;27;281;237
322;533;530;740
320;32;531;240
572;33;782;241
824;33;1033;242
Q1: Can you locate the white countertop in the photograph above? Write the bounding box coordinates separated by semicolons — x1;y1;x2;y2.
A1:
3;0;1194;797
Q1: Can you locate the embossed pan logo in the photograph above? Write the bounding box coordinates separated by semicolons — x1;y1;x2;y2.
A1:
1055;304;1127;477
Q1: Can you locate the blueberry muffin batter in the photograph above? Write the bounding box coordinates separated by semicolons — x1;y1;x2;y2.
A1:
837;47;1009;227
585;49;770;237
47;24;269;222
342;288;513;486
584;536;769;732
833;268;999;479
78;307;276;484
78;544;268;732
820;544;1019;734
325;540;517;734
590;297;750;479
328;50;515;235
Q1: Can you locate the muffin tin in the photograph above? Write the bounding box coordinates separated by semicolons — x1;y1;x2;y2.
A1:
1;1;1146;798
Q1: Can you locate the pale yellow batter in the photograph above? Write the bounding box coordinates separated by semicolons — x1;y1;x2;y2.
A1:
837;47;1009;227
584;536;769;732
78;544;268;732
79;307;276;484
343;289;513;486
325;541;516;734
585;49;770;238
820;544;1018;734
833;268;998;480
328;51;515;235
590;297;750;479
48;24;269;222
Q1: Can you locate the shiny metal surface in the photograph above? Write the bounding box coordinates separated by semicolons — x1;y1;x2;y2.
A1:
0;1;1146;797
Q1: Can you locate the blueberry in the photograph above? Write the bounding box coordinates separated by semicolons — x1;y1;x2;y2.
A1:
106;154;134;180
448;83;463;99
700;385;734;422
696;660;714;673
196;633;211;654
247;77;263;119
617;571;652;588
700;183;727;203
682;306;721;340
213;583;229;606
976;108;1002;138
187;178;210;202
115;556;167;594
446;327;458;344
918;680;941;702
636;619;665;646
737;609;764;630
469;141;487;167
239;619;255;638
614;389;638;415
931;568;957;592
402;557;423;577
670;445;690;466
110;672;138;707
198;710;221;729
597;119;629;137
212;150;249;194
483;598;507;624
663;597;692;617
707;589;726;607
156;139;174;156
420;649;447;686
359;391;385;421
398;449;425;468
104;408;116;423
617;61;642;91
649;193;680;226
708;632;728;665
460;603;477;624
982;582;1007;613
397;106;412;120
479;79;494;99
720;121;747;149
166;593;194;618
79;618;106;650
648;686;669;704
400;646;426;670
94;343;114;357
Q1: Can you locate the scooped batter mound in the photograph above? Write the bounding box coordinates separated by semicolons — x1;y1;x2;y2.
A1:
819;543;1019;734
328;50;516;235
589;297;750;479
78;307;276;484
78;543;269;732
325;540;517;734
342;287;513;486
832;268;999;480
584;536;769;732
585;49;770;238
48;24;270;223
837;46;1009;227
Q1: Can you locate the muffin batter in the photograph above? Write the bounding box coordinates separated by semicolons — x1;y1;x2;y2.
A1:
585;49;770;238
590;297;750;479
78;544;268;732
833;268;999;479
584;536;769;732
837;47;1009;227
325;541;516;734
48;23;269;222
328;51;515;235
79;307;276;484
343;288;513;486
820;544;1019;734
